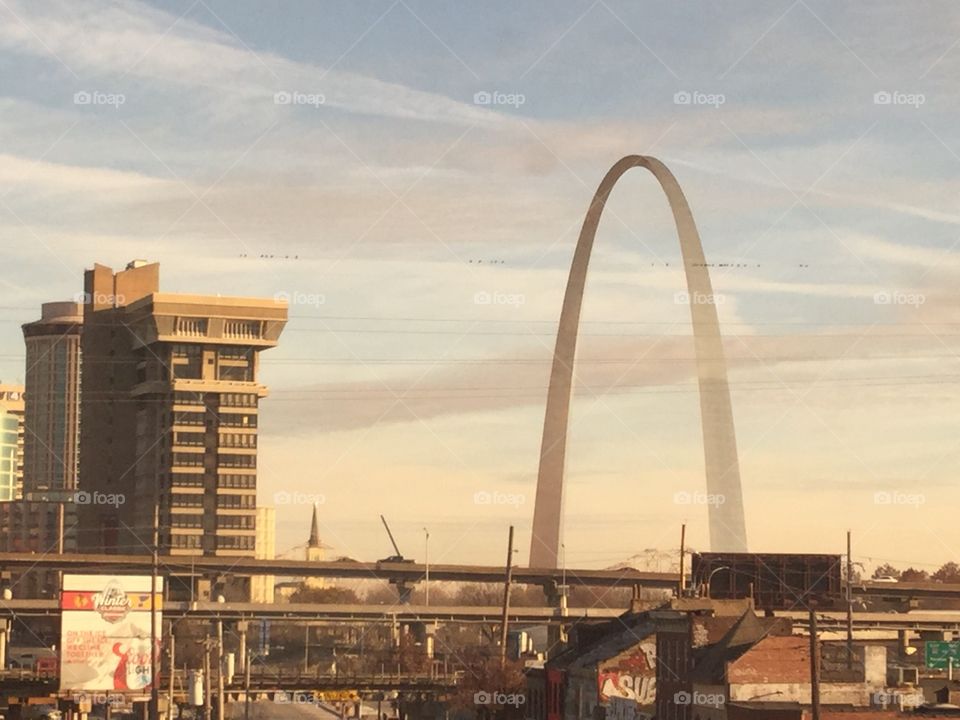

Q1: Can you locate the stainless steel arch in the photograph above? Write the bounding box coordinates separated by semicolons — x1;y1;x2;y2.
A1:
528;155;748;568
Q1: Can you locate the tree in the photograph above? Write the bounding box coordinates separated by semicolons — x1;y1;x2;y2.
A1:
872;564;900;579
289;585;360;604
933;562;960;584
900;567;929;582
450;654;527;719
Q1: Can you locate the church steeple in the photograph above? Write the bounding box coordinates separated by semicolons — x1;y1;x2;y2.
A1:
308;503;320;549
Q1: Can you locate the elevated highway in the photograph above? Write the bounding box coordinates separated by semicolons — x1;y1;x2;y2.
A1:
0;552;678;589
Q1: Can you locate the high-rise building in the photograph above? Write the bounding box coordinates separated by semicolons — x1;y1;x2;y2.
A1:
77;260;287;559
251;506;276;603
0;384;25;501
21;301;83;493
0;304;82;598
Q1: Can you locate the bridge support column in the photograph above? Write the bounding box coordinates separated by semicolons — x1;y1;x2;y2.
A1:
0;618;8;668
543;582;568;657
237;621;248;675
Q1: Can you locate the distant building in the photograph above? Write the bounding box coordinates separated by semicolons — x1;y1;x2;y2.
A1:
0;302;81;598
251;506;276;603
77;260;287;563
0;383;25;501
21;301;82;493
656;603;894;720
304;503;327;590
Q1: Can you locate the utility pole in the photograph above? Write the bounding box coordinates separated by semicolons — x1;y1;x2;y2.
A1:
846;530;854;668
216;619;225;720
499;525;515;668
423;528;430;606
678;523;686;597
809;608;821;720
151;503;159;720
244;650;251;720
167;624;175;720
203;636;212;720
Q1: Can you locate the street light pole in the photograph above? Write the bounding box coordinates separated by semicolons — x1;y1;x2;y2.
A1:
706;566;730;599
423;528;430;606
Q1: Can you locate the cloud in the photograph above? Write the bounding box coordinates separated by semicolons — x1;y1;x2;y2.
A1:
0;0;513;129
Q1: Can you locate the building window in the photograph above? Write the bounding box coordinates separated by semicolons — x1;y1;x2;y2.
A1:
218;453;256;468
216;493;255;509
218;474;256;489
173;431;205;447
216;535;255;550
171;513;203;528
171;493;204;508
172;452;204;467
219;433;256;448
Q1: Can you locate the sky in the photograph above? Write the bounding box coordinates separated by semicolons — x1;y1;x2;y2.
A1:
1;0;959;573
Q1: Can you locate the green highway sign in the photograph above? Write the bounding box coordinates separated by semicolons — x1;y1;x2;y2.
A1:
925;641;960;669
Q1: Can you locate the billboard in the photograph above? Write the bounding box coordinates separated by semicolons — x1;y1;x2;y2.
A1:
60;574;163;693
691;552;843;610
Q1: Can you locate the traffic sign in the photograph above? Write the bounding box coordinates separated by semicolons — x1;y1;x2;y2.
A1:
925;641;960;669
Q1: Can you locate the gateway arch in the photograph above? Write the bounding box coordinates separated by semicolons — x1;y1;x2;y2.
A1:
528;155;748;568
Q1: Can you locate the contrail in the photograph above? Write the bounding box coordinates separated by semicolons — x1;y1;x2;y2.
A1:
529;155;748;568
